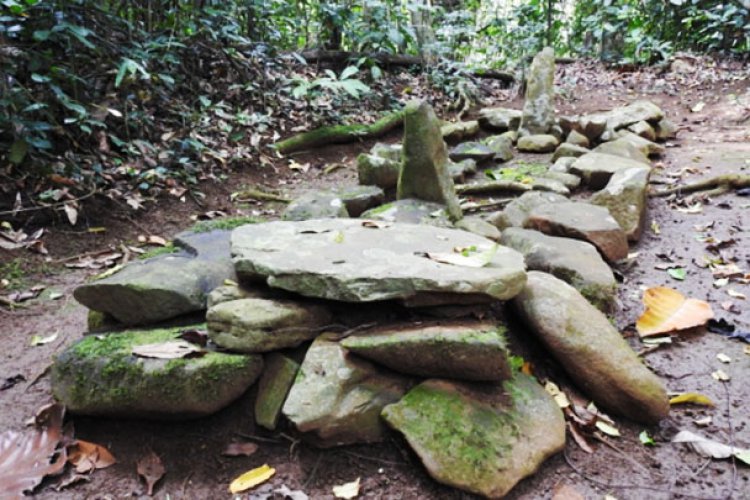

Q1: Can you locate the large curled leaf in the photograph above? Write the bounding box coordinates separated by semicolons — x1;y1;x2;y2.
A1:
0;404;66;497
636;287;714;337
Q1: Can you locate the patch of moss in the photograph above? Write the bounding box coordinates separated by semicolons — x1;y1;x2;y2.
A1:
485;161;548;184
191;215;263;233
138;243;178;260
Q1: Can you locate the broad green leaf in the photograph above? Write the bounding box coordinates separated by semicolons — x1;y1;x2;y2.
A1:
639;430;655;446
667;267;686;280
339;65;359;80
9;140;28;165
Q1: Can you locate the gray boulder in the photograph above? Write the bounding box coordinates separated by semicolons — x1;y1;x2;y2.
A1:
565;129;590;147
591;167;650;242
484;135;515;162
488;191;568;230
441;120;480;142
255;353;300;430
513;272;669;424
525;201;628;262
398;101;462;222
449;142;495;163
519;47;556;135
654;118;677;140
517;134;559;153
207;298;332;353
570;152;650;190
342;321;512;381
282;191;349;221
74;230;235;325
333;185;385;217
357;153;400;189
539;171;581;189
628;120;656;141
593;138;651;164
51;325;263;419
282;335;410;447
478;107;522;132
610;132;665;157
454;216;502;242
551;143;589;162
549;156;577;174
231;219;527;303
501;228;616;310
382;375;565;498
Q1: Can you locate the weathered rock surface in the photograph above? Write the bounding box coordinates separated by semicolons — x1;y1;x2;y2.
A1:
442;120;480;142
529;177;570;195
357;153;400;189
52;326;263;419
611;132;665;157
628;120;656;141
454;216;502;242
207;298;332;353
342;321;512;381
500;228;616;310
591;167;650;242
283;335;410;446
448;158;478;182
593;138;650;164
478;107;522;132
398;101;462;222
549;156;577;174
255;353;300;430
382;375;565;498
525;202;628;262
360;199;453;227
513;272;669;423
570;152;650;190
232;219;527;303
519;47;556;136
333;185;385;217
539;171;581;189
654;118;677;140
74;230;235;325
449;142;495;163
565;129;590;148
583;100;664;137
517;134;559;153
551;143;589;162
372;142;402;161
282;191;349;221
484;135;514;162
488;191;568;230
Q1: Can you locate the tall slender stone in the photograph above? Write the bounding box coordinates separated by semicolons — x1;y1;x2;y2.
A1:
398;100;463;222
519;47;556;136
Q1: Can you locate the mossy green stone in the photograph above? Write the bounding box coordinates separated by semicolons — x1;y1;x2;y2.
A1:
381;374;565;498
52;325;263;419
255;353;300;430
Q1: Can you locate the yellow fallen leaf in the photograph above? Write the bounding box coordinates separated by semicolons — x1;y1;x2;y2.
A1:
595;421;621;437
229;464;275;494
333;477;360;499
636;287;714;337
544;381;570;409
669;392;715;406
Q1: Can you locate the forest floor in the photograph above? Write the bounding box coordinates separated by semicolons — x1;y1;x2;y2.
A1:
2;59;750;499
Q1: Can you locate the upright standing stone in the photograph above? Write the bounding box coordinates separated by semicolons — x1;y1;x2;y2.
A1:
398;101;463;222
519;47;556;136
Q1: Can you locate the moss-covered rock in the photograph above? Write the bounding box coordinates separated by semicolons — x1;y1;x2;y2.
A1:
254;353;300;430
448;142;495;163
478;107;522;133
487;191;568;230
381;374;565;498
51;325;263;419
282;191;349;221
512;272;669;423
441;120;480;142
517;134;559;153
333;185;385;217
342;321;512;381
207;298;332;353
483;134;515;162
357;153;400;189
282;335;411;447
398;101;463;222
565;129;590;148
551;143;589;162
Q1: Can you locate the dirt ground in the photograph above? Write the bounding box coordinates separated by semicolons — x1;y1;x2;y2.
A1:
2;62;750;499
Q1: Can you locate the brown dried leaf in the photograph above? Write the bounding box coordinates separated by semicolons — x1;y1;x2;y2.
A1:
636;287;714;337
221;442;259;457
137;451;165;496
67;440;116;473
0;403;66;497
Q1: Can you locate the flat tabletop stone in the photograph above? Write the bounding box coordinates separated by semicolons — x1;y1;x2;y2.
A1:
231;219;527;303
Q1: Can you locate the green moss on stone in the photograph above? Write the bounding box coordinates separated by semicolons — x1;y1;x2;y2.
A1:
191;216;263;233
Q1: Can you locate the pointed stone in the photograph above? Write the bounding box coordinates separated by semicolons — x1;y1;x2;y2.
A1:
512;272;669;424
381;375;565;498
283;335;410;447
520;47;556;136
525;201;628;262
207;298;332;353
342;321;512;381
500;228;616;311
398;101;462;222
591;167;651;242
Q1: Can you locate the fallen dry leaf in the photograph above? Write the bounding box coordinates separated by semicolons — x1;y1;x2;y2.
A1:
0;403;66;497
332;477;360;499
137;450;165;496
544;381;571;409
131;340;204;360
669;393;715;406
672;430;749;463
229;464;275;494
636;287;714;337
221;442;259;457
67;439;116;473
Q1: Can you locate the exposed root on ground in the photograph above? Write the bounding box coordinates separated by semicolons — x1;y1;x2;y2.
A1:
650;174;750;197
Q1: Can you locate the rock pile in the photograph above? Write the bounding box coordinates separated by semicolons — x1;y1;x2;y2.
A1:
58;48;675;498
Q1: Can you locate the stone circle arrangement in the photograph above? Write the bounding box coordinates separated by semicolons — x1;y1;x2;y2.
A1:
56;47;676;498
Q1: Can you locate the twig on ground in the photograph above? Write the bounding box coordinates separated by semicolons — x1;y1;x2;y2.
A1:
650;174;750;197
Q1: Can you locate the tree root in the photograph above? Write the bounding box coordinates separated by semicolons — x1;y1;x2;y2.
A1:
456;180;532;195
650;174;750;197
274;110;405;154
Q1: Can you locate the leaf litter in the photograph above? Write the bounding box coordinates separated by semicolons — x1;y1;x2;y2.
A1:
636;287;714;337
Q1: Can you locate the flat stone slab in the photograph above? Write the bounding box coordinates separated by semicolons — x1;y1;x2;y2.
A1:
282;190;349;221
500;228;616;310
232;219;527;303
488;191;568;230
382;375;565;498
526;201;628;262
513;272;669;423
570;152;650;190
341;321;512;381
52;325;263;419
360;199;453;227
74;230;235;325
449;142;495;163
282;335;410;447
